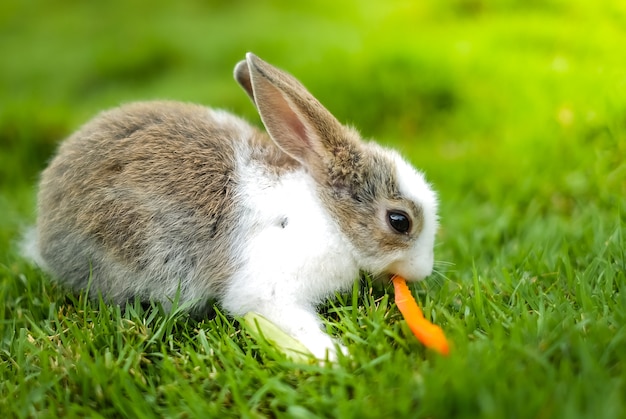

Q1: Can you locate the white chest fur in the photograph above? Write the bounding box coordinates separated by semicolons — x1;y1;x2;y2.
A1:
221;162;359;316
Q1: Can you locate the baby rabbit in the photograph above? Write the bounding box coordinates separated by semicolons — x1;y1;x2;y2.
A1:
30;53;438;360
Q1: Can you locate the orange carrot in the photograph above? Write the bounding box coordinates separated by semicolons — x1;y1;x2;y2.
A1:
392;275;450;356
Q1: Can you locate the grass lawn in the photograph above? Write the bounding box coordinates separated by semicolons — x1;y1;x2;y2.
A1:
1;0;625;417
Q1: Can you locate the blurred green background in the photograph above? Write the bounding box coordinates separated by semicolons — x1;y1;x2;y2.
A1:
2;0;624;241
1;0;625;416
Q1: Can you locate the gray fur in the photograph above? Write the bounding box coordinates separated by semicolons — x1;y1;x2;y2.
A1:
36;101;278;312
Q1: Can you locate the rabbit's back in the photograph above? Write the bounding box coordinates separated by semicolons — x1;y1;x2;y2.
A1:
36;101;269;311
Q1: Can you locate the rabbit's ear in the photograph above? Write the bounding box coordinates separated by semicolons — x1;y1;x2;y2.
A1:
242;53;344;166
234;60;254;102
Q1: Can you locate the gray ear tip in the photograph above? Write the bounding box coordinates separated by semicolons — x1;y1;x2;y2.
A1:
234;56;255;101
234;60;248;76
234;52;259;78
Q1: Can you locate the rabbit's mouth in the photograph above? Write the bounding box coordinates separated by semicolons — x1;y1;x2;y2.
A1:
384;264;432;284
378;272;422;288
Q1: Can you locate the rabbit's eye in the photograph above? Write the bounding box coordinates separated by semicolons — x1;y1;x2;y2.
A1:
387;210;411;234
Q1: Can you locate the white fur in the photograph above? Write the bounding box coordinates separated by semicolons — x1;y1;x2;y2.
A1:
19;227;47;269
220;158;358;359
391;152;439;281
207;109;253;133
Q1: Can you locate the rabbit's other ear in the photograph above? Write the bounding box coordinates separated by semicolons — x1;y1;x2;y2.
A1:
241;53;346;166
234;60;254;102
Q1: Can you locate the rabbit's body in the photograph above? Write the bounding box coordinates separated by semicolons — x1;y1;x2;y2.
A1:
37;102;278;307
30;54;439;359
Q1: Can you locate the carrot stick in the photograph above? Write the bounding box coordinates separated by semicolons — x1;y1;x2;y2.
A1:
392;275;450;356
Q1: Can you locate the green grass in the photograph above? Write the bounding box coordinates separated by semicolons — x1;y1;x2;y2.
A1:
1;0;625;417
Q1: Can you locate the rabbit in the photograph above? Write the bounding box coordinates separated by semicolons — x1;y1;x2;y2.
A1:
27;53;439;360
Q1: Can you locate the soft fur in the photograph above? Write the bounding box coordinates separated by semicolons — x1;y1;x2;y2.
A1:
27;53;438;360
